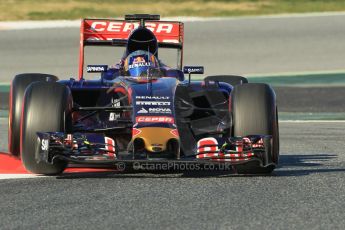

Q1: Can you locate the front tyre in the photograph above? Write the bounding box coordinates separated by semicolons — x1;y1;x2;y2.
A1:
231;83;279;174
8;73;58;156
21;82;72;175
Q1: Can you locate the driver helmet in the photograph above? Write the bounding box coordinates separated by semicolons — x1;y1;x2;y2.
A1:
123;50;159;77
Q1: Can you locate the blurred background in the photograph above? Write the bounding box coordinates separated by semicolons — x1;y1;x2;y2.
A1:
1;0;345;120
1;0;345;20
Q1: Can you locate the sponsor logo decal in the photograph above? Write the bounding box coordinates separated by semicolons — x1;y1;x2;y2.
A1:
41;139;49;151
135;96;170;100
137;107;148;114
149;108;172;114
129;57;151;69
136;116;174;124
86;65;108;73
111;98;121;108
90;22;174;34
109;113;120;121
136;101;170;106
183;66;204;74
109;98;121;121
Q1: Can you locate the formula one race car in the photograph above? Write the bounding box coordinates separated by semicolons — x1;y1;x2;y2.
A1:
8;14;279;175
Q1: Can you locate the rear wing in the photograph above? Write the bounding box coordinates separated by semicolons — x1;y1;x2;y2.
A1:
78;18;184;79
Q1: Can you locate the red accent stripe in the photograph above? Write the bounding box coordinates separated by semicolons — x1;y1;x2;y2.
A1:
196;153;255;159
179;23;184;69
19;90;26;158
0;153;28;174
170;129;179;138
114;87;132;109
65;134;73;146
132;128;142;137
228;94;232;113
212;158;250;162
8;82;13;153
114;87;127;97
127;88;132;104
0;152;117;174
78;19;85;80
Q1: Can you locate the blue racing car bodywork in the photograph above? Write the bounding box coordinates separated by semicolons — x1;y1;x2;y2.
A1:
8;14;279;175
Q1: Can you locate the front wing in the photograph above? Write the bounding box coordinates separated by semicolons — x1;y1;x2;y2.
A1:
36;132;276;172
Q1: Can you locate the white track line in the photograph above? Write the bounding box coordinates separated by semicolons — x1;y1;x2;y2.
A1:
0;174;42;180
0;20;80;30
247;69;345;78
279;120;345;123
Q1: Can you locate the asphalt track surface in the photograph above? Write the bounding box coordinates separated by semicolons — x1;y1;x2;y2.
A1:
1;14;345;229
0;118;345;229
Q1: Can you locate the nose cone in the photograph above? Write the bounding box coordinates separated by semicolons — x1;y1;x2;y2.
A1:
132;127;178;152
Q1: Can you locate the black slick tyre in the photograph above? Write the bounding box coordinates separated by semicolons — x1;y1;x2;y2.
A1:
8;73;58;156
231;83;279;174
21;81;72;175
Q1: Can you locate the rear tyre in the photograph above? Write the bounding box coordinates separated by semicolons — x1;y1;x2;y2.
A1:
8;73;58;156
231;83;279;174
21;81;72;175
204;75;248;86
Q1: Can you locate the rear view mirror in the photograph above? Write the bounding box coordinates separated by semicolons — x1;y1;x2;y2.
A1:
183;66;204;74
183;66;204;84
